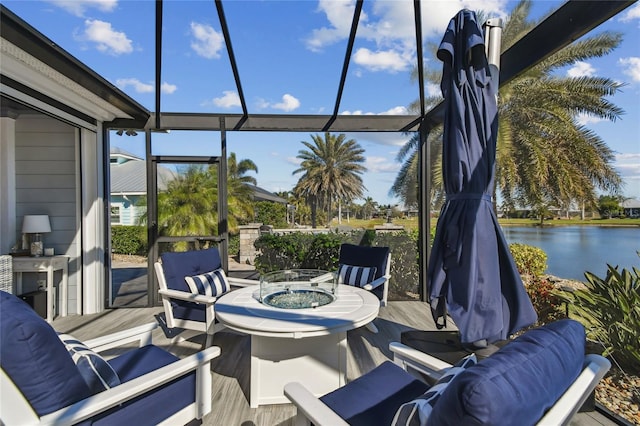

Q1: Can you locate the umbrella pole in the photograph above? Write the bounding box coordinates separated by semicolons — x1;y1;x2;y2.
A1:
484;18;503;83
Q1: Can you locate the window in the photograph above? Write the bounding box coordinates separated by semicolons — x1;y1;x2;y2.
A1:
110;205;121;224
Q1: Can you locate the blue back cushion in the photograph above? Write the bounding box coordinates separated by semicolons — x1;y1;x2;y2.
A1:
0;291;91;416
160;248;223;293
338;244;389;300
430;319;586;426
321;361;429;426
338;244;389;281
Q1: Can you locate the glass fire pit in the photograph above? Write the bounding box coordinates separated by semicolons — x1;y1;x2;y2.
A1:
259;269;337;309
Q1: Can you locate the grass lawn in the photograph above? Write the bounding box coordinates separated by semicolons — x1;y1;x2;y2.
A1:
333;216;640;230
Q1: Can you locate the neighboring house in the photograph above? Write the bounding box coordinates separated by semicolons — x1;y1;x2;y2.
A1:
248;185;287;204
110;153;284;226
110;148;174;226
621;199;640;218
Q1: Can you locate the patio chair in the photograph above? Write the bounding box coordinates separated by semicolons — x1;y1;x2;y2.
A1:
337;243;391;333
284;319;610;426
155;247;257;347
0;290;220;425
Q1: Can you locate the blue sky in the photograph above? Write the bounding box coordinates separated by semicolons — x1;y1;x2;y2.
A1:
4;0;639;205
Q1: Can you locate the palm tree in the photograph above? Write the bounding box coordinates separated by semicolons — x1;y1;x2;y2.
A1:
226;152;258;227
154;153;258;241
293;132;367;227
157;164;218;238
361;196;379;220
392;0;623;211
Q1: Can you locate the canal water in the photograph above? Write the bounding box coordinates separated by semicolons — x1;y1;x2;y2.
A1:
501;226;640;281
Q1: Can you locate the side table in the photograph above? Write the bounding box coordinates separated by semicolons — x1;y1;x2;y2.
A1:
12;255;69;322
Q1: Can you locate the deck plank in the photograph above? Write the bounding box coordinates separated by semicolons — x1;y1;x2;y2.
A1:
52;301;611;426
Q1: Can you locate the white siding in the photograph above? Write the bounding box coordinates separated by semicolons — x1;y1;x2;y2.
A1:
15;114;80;313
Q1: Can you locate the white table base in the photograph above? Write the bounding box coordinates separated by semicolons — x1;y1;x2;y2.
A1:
250;331;347;407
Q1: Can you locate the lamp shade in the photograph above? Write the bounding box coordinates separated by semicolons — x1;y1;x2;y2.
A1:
22;215;52;234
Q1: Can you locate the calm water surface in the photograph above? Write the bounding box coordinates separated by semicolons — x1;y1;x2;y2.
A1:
502;226;640;281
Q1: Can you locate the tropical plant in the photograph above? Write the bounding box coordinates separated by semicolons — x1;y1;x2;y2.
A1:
559;256;640;374
597;194;623;218
227;152;258;226
392;0;623;212
293;132;367;227
509;243;547;277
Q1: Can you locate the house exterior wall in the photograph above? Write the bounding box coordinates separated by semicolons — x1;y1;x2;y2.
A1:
110;194;144;226
14;114;81;313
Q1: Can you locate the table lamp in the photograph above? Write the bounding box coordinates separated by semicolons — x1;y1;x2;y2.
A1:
22;215;51;257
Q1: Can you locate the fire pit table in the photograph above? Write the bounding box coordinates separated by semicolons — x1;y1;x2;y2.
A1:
215;269;379;407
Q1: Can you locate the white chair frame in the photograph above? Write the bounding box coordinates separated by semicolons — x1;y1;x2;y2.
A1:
155;261;257;347
1;322;220;426
284;342;611;426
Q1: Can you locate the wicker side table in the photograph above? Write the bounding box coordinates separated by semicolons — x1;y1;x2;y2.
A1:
0;255;13;294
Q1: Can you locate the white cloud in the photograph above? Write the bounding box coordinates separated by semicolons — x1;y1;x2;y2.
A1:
190;22;224;59
273;94;301;111
341;106;407;115
257;94;301;112
366;156;400;173
306;0;508;75
567;61;596;78
353;48;411;73
619;57;640;83
82;19;132;55
575;112;604;126
286;157;303;166
160;82;177;94
615;153;640;195
426;82;441;97
619;3;640;23
213;91;241;108
47;0;117;17
304;0;357;52
116;78;153;93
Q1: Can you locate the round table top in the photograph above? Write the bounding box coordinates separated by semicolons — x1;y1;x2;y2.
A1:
215;284;380;338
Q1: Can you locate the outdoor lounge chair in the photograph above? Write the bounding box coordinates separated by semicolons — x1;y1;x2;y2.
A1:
155;247;257;347
337;243;391;333
0;290;220;425
284;319;610;426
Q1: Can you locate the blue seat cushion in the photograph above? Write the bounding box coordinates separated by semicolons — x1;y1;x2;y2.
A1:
320;361;429;426
88;345;196;425
0;291;91;416
430;319;586;426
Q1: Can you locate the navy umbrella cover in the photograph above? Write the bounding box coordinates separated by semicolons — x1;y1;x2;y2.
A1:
427;9;537;345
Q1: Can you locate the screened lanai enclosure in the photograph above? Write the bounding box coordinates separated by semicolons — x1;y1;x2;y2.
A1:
0;1;635;311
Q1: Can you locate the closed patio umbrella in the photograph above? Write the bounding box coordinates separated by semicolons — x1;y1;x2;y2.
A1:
427;9;537;345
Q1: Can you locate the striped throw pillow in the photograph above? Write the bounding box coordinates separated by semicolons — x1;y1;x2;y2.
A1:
392;353;477;426
58;333;121;395
184;268;230;297
337;264;377;287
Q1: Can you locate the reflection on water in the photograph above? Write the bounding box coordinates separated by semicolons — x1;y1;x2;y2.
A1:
502;226;640;281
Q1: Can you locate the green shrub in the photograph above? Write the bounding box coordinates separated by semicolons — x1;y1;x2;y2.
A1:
111;225;146;255
228;233;240;258
509;243;547;277
560;258;640;374
254;202;288;228
524;276;565;326
253;230;420;300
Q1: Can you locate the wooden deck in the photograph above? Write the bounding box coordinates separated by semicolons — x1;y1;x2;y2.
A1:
52;300;614;426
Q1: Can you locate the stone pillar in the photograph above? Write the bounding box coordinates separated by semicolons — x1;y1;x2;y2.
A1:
238;223;262;265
